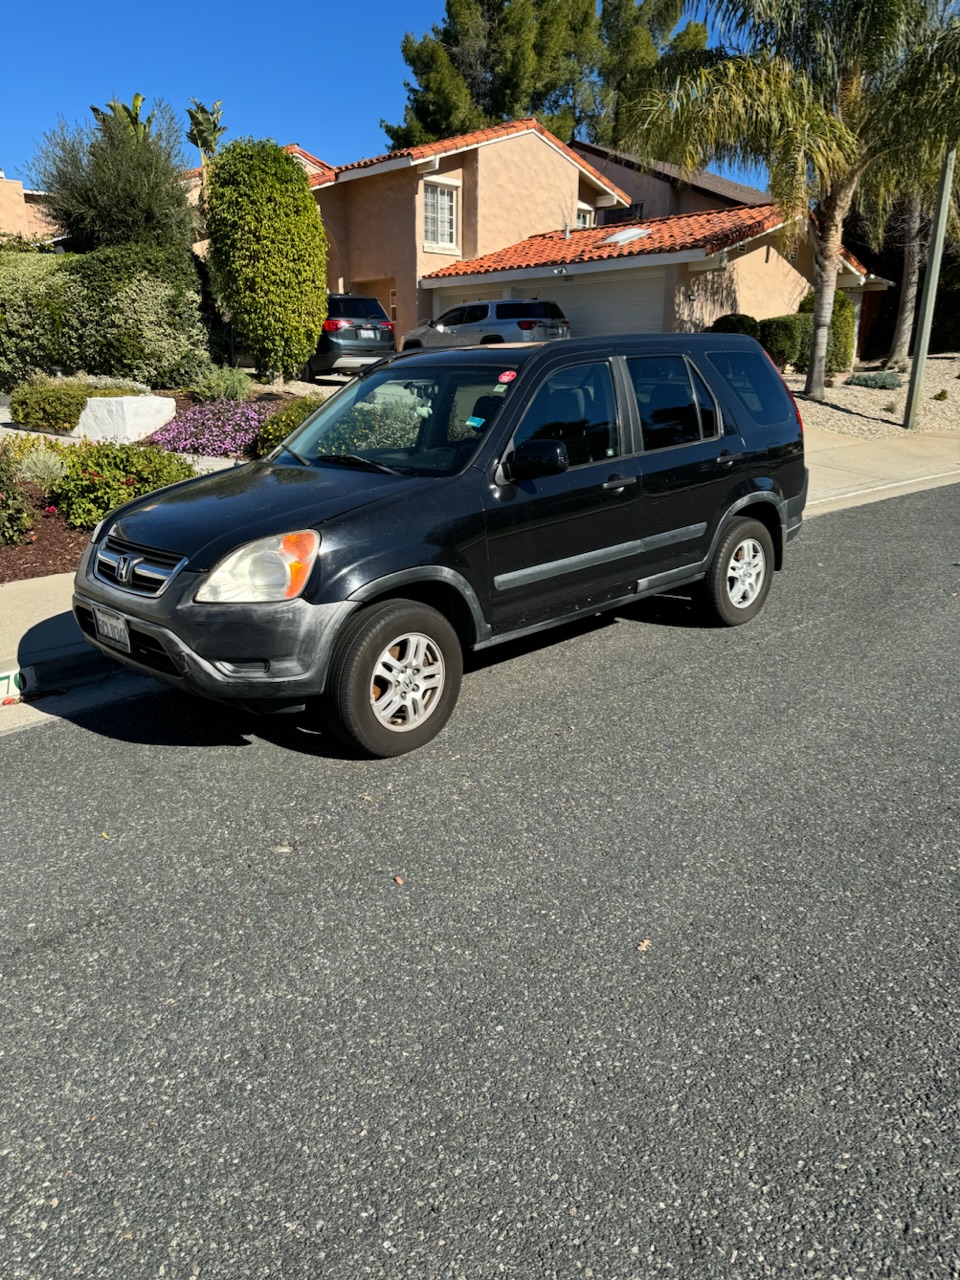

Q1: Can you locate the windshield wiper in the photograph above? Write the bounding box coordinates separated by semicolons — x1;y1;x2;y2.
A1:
280;444;312;466
315;453;401;476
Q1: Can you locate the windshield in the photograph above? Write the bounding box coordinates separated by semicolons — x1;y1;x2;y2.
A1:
282;364;517;477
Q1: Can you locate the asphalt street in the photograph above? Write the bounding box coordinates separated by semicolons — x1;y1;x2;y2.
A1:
1;487;958;1280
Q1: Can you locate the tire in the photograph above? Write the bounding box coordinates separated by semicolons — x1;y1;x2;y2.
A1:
323;600;463;757
480;335;504;344
701;517;774;626
403;340;422;350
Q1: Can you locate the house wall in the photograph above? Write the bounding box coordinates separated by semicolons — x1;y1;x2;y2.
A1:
474;132;584;257
0;181;58;240
317;168;420;335
670;231;816;332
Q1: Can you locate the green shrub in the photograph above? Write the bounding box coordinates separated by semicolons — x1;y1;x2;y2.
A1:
0;245;210;391
0;254;70;392
0;442;35;546
60;246;210;386
758;315;803;369
15;444;68;495
708;313;760;340
189;362;253;402
206;139;328;378
933;388;948;401
10;378;135;433
797;289;856;374
49;441;196;529
844;371;903;390
254;395;327;456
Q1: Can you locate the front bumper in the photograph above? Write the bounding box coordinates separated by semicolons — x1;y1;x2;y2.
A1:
73;550;356;710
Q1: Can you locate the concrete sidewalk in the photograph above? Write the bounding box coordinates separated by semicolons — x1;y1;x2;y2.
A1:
2;423;960;706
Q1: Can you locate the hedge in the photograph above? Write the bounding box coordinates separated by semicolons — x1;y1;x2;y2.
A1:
0;245;210;392
758;315;803;370
254;395;327;456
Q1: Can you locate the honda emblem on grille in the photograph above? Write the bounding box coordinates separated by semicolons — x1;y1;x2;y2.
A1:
116;554;134;584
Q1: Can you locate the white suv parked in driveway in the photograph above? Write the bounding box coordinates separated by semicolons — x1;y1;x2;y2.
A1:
402;299;571;349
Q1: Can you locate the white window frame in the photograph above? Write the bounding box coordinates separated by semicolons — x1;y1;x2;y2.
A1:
576;201;595;229
423;177;460;253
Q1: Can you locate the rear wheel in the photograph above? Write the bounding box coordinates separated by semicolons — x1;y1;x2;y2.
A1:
324;600;463;756
403;340;422;350
701;517;774;626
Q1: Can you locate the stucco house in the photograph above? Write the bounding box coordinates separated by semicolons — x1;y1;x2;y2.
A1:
304;119;631;339
271;121;885;353
179;120;887;359
0;170;60;242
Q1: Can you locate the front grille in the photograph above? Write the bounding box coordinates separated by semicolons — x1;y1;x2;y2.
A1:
94;536;187;597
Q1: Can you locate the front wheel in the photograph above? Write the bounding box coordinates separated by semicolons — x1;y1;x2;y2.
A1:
323;600;463;756
701;517;774;626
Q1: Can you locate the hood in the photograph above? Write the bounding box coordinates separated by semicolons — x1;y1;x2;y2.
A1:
108;458;425;569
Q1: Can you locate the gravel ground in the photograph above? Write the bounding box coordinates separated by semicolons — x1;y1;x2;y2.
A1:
784;352;960;438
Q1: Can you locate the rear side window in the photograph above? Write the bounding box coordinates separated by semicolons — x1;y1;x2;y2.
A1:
328;296;389;320
705;350;794;426
628;356;712;450
461;304;489;324
495;301;566;320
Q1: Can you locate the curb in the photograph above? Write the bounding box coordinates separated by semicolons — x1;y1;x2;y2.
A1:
1;644;114;705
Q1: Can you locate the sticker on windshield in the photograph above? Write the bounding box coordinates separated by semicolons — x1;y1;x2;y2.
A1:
498;370;517;383
466;415;485;430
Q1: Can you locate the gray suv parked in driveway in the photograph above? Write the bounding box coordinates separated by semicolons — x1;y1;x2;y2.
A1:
403;299;570;350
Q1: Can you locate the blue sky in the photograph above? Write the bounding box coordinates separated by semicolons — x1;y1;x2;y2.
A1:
1;1;764;190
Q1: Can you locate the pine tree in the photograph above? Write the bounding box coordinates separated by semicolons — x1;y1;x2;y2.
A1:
383;0;706;148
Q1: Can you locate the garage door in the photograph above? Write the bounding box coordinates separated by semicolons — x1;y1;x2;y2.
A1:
556;272;666;338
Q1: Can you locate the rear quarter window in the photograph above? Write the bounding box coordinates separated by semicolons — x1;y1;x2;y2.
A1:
706;350;795;427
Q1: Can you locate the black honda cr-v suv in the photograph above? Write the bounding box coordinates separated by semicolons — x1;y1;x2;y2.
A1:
74;334;807;756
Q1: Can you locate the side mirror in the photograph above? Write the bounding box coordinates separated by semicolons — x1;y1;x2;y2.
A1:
508;439;569;482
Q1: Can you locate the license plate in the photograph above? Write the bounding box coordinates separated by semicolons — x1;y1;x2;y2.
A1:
358;328;376;339
93;605;131;653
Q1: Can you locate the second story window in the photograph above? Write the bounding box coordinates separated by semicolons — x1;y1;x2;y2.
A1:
424;183;457;248
576;203;594;229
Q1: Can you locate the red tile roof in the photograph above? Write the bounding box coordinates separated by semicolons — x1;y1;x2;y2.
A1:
333;117;629;204
423;203;785;279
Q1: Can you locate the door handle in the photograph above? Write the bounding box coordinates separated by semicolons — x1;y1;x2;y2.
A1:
716;451;735;468
602;474;638;491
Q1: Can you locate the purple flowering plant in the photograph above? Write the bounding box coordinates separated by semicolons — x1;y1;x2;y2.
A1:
152;400;272;457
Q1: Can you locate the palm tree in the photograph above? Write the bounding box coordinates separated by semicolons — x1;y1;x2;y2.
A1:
620;1;960;399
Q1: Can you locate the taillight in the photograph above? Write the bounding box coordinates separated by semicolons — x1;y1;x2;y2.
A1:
380;320;395;331
323;318;350;332
517;319;537;331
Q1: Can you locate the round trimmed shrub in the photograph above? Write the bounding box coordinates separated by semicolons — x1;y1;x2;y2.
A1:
759;315;802;370
708;313;760;340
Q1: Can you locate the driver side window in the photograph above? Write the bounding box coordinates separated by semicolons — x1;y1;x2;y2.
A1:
435;307;464;328
512;362;620;466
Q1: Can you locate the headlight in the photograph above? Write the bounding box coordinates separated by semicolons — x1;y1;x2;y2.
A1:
195;530;320;603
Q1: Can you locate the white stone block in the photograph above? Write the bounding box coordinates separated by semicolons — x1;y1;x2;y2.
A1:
75;395;175;444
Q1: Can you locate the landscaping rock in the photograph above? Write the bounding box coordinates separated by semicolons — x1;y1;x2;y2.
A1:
75;395;175;444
